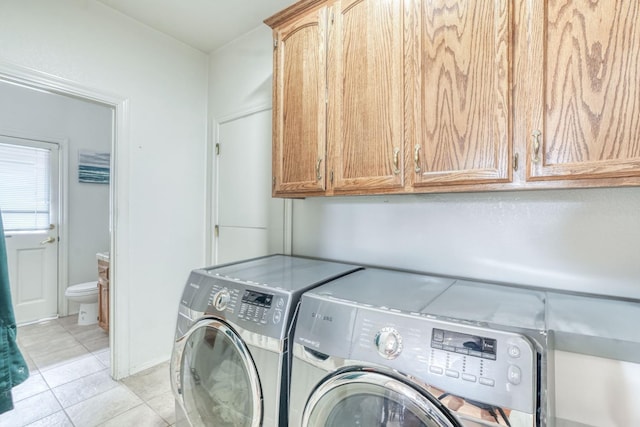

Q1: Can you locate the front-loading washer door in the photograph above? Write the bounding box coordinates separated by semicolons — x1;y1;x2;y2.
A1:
303;370;462;427
173;318;262;427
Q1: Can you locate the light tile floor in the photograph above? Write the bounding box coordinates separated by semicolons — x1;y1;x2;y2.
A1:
0;315;175;427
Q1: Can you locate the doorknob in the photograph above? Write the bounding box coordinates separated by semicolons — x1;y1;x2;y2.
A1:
40;236;56;245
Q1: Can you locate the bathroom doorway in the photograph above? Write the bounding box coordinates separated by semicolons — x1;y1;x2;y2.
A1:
0;65;125;378
0;79;113;324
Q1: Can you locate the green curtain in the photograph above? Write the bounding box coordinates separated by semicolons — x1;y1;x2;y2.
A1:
0;211;29;414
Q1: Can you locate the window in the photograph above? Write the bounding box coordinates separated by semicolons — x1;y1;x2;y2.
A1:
0;142;51;232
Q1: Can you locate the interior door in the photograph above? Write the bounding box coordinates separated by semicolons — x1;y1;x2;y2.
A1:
0;136;59;324
215;110;284;264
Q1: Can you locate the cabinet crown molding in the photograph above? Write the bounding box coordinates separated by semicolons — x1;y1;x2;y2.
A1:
264;0;326;28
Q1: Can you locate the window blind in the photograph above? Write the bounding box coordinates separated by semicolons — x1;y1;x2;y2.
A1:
0;142;51;232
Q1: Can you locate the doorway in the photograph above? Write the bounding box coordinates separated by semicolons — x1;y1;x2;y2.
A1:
0;65;125;378
0;80;113;323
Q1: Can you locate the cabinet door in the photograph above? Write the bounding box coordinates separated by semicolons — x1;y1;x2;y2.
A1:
528;1;640;181
272;7;328;196
98;278;109;333
413;0;512;186
328;0;405;192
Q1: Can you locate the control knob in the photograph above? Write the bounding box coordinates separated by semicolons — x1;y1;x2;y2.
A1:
214;289;231;311
374;327;403;359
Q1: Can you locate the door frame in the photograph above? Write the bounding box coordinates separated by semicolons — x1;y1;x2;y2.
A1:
0;61;130;379
0;132;67;321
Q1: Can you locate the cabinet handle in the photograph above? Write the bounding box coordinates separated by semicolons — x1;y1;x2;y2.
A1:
414;145;422;173
316;158;323;181
392;147;400;175
532;130;542;163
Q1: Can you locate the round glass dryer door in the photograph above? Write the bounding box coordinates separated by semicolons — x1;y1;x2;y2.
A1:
176;319;262;427
303;370;461;427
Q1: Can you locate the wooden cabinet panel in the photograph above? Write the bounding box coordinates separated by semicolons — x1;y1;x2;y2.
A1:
528;1;640;181
97;258;109;333
98;278;109;333
412;0;512;186
328;0;405;191
272;7;328;195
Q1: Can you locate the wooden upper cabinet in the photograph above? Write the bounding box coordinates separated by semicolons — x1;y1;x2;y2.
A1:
412;0;512;187
270;5;328;196
266;0;640;196
328;0;405;192
527;1;640;181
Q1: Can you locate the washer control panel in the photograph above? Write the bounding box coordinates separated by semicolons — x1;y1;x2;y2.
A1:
352;310;537;414
207;286;240;314
427;327;530;393
431;328;497;360
213;289;231;311
238;290;274;325
200;277;290;340
374;327;403;359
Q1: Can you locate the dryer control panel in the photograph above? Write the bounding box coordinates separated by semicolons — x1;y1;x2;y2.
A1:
190;275;291;340
180;271;291;339
351;310;537;415
237;290;275;324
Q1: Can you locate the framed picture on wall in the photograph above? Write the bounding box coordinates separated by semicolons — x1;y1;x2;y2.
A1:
78;150;110;184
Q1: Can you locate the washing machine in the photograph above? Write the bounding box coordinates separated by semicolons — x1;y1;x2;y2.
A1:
290;268;550;427
170;255;361;427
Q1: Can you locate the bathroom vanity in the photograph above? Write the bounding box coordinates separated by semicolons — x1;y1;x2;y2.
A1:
97;252;110;333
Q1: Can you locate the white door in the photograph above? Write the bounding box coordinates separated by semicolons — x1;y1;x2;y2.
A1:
215;110;284;264
0;136;59;324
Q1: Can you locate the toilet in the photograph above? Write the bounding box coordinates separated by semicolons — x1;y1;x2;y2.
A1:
65;281;99;325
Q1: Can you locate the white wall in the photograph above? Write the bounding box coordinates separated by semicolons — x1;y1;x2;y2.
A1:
293;189;640;299
0;0;208;376
209;26;274;120
0;80;111;291
554;350;640;426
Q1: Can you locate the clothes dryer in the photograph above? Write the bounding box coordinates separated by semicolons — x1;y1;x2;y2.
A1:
170;255;361;427
290;269;549;427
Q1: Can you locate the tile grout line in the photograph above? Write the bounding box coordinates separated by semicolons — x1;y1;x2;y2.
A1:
20;320;77;427
15;316;173;427
18;315;111;427
8;389;61;427
118;372;174;424
52;315;133;426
